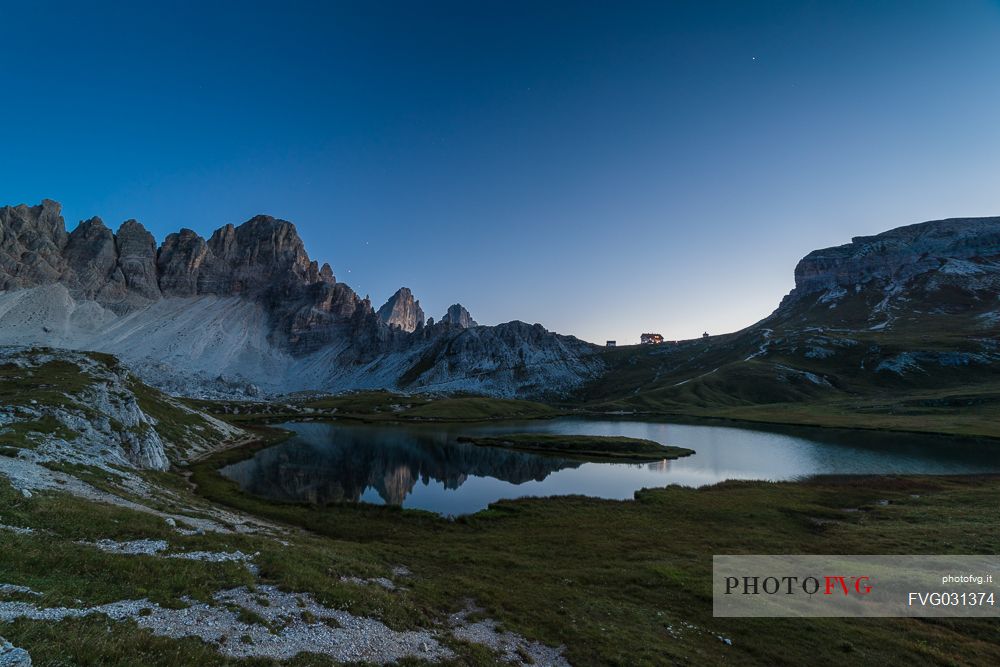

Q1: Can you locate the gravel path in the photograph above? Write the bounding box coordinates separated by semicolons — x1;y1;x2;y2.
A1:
86;539;170;555
82;538;255;565
0;584;571;665
0;637;31;666
450;607;571;667
0;585;450;663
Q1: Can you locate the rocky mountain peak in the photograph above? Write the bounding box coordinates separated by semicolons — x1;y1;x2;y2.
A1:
769;215;1000;331
118;218;147;233
0;199;603;398
156;228;209;297
74;216;109;232
440;303;477;328
319;262;335;283
63;216;118;299
0;201;339;310
791;216;1000;297
209;215;304;260
0;198;69;289
377;287;425;332
198;214;318;295
116;219;160;299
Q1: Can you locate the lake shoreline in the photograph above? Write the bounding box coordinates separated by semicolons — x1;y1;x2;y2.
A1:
196;416;1000;516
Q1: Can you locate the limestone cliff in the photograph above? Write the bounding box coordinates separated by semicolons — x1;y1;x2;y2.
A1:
0;200;602;398
377;288;425;333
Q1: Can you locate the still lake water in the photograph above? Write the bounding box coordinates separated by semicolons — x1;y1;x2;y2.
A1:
220;418;1000;516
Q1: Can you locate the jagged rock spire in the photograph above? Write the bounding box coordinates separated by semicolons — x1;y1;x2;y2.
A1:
440;303;477;328
377;287;425;332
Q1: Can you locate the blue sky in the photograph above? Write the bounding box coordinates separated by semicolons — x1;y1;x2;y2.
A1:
2;0;999;344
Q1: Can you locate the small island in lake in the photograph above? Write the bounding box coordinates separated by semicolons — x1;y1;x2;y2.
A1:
456;433;695;462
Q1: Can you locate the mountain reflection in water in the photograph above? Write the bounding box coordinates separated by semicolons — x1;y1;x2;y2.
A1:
220;418;1000;516
221;422;580;506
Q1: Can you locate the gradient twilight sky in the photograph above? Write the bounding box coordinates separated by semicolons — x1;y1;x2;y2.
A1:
2;1;1000;344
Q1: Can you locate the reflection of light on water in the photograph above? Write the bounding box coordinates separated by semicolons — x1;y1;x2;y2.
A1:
220;418;1000;516
647;459;671;472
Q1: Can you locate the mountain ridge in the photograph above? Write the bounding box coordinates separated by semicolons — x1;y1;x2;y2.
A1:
0;200;602;398
4;200;999;406
577;213;1000;432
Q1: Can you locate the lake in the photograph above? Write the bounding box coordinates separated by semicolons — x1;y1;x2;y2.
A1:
219;418;1000;516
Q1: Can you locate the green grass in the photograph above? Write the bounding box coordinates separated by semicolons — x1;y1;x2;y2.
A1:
9;436;1000;664
0;481;256;608
457;433;694;461
0;415;77;449
129;379;223;453
186;437;1000;666
302;390;415;414
675;389;1000;440
0;358;94;408
399;396;557;421
578;381;1000;440
570;318;1000;440
40;461;132;496
190;391;559;425
1;617;370;667
6;344;1000;664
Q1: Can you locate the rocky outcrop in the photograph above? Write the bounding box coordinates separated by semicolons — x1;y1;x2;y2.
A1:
764;216;1000;331
0;204;165;312
63;217;119;301
0;348;169;470
0;200;67;290
0;202;375;350
377;288;424;332
400;320;601;396
790;217;1000;297
21;211;367;354
155;216;333;300
116;220;161;300
155;229;209;297
440;304;477;328
154;215;360;353
0;347;243;468
0;638;31;666
199;216;331;297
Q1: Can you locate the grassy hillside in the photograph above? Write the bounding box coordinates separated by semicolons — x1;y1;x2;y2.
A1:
572;307;1000;438
188;390;558;424
0;348;242;464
